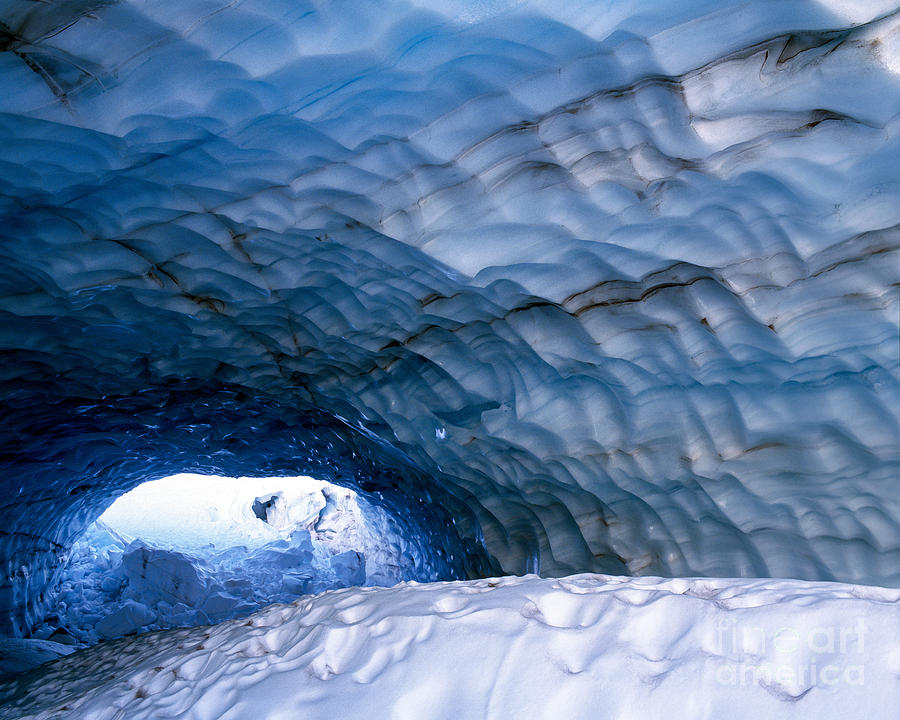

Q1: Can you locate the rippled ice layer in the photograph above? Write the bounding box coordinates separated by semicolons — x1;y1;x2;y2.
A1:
35;475;435;646
1;0;899;636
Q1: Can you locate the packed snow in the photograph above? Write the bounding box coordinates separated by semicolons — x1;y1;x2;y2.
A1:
29;475;437;649
2;574;898;719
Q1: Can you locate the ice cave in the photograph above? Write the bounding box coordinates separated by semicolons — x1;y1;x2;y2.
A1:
27;474;443;647
0;0;898;717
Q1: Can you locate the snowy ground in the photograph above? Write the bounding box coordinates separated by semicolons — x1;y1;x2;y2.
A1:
1;574;897;719
30;475;438;648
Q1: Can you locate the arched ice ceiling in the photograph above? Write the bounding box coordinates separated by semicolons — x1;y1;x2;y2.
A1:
1;0;899;634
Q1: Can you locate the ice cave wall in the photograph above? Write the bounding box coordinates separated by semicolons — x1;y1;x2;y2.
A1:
0;0;898;635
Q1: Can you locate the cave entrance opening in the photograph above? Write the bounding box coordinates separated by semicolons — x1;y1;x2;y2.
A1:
38;473;434;647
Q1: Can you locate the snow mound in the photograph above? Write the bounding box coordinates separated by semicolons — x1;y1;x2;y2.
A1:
1;574;897;719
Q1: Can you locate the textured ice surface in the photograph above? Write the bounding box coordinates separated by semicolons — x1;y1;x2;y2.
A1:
0;0;899;638
1;574;898;719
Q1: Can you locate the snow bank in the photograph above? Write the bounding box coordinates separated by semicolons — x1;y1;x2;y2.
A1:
1;574;897;719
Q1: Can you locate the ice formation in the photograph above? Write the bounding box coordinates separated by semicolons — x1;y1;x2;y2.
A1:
0;0;898;714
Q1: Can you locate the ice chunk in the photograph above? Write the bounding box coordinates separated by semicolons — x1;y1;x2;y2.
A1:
99;576;123;594
281;573;313;596
46;628;78;646
330;551;366;587
249;534;315;570
201;592;241;620
0;638;74;679
121;544;209;607
166;608;210;629
94;601;156;640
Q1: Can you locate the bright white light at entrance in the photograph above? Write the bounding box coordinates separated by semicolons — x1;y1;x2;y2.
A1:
99;473;344;552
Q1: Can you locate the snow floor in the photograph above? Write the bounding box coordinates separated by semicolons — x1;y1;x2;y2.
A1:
29;475;438;649
1;574;897;719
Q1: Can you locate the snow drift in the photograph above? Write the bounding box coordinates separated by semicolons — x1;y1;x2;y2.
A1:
2;574;898;719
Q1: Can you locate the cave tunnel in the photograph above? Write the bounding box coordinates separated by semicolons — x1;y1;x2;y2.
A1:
0;0;899;717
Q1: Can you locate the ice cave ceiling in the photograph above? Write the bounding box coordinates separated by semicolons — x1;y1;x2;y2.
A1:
0;0;898;636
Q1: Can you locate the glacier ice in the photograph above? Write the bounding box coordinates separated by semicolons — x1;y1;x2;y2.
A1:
0;0;898;713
